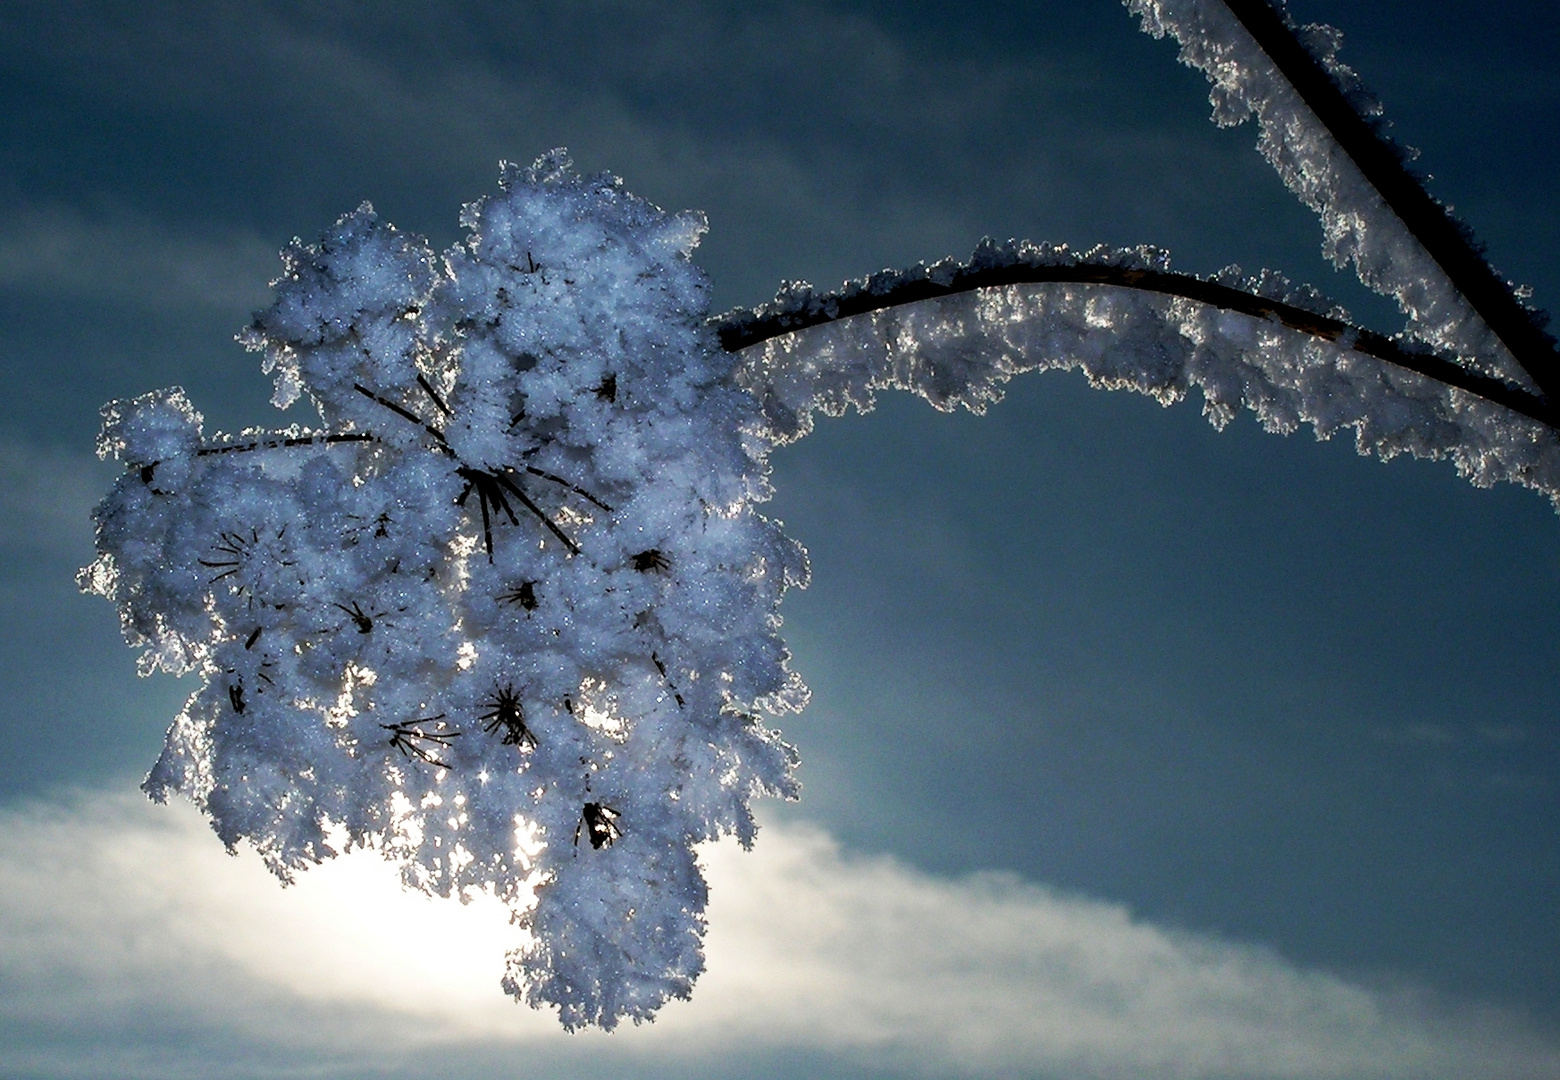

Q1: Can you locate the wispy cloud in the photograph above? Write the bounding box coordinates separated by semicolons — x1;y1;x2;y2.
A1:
0;205;278;315
0;438;109;560
0;0;1269;310
0;788;1553;1079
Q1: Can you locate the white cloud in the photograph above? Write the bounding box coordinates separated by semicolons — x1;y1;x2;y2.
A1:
0;787;1553;1079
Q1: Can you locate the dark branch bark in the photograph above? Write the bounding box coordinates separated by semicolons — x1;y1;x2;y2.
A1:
1218;0;1560;403
711;262;1559;430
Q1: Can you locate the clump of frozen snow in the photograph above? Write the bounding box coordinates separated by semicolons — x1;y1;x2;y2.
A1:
82;151;806;1030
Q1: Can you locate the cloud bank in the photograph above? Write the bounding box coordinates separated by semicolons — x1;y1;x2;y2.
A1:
0;789;1553;1080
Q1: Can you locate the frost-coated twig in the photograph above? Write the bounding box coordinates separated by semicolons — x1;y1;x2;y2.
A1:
382;717;461;770
727;239;1560;509
713;258;1557;430
523;465;614;512
490;467;581;556
353;382;451;449
1216;0;1560;402
354;379;590;555
1126;0;1552;398
194;431;376;456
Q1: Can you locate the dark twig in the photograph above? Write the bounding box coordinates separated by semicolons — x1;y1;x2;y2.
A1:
353;383;451;449
480;684;537;750
575;802;621;851
456;469;498;559
499;581;538;610
652;652;684;709
195;432;374;458
333;601;379;634
199;529;294;587
356;377;593;557
457;466;580;559
136;433;371;486
491;469;580;555
417;373;452;418
200;530;255;583
381;716;460;769
632;549;670;573
523;466;613;511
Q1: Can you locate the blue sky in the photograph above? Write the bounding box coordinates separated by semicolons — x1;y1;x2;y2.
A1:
0;2;1557;1077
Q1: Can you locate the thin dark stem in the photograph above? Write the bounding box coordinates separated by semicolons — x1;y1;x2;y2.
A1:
417;373;452;418
352;380;594;556
353;383;451;449
488;482;521;527
712;263;1559;430
493;470;581;555
476;478;494;559
1218;0;1560;404
456;467;580;558
524;466;613;512
193;432;374;457
381;718;460;770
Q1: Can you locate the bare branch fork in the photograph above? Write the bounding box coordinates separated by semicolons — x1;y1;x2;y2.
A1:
346;382;605;557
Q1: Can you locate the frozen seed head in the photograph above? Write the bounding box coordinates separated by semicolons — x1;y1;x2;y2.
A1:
83;150;807;1031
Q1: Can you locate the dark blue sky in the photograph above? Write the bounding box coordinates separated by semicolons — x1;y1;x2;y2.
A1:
1;2;1557;1077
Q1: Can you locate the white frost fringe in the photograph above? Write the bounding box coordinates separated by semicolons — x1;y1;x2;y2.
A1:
1127;0;1540;389
733;243;1560;508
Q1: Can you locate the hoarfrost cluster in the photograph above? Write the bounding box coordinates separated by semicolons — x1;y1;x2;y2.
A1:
83;152;806;1030
81;0;1560;1033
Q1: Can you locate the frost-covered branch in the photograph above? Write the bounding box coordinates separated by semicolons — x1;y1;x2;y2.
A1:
1213;0;1560;401
713;245;1557;429
1127;0;1557;397
727;240;1560;509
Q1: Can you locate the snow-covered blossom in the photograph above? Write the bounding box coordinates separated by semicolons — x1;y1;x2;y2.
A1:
82;151;806;1030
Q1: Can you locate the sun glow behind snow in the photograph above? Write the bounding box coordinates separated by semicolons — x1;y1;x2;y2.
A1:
2;788;1556;1079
